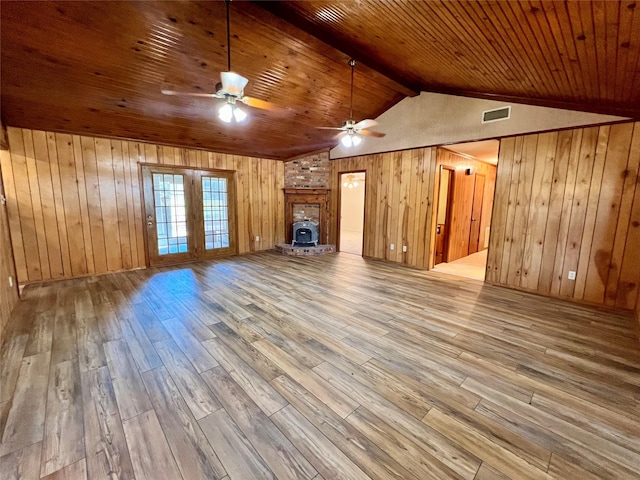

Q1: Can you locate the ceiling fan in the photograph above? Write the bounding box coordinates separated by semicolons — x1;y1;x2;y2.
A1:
317;59;386;147
161;0;273;123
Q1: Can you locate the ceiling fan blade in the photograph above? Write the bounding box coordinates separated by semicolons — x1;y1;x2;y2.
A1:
359;129;386;138
317;126;346;131
220;71;249;96
334;131;347;140
354;119;378;130
240;96;277;111
161;89;219;98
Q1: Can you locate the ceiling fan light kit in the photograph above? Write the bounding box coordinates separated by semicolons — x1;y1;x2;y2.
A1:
218;100;247;123
161;7;385;145
341;132;362;148
316;59;386;148
161;0;275;126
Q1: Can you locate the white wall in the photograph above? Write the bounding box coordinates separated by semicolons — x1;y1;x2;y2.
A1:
331;92;624;159
340;180;365;233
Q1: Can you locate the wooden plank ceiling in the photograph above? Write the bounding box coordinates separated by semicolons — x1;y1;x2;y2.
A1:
1;1;639;160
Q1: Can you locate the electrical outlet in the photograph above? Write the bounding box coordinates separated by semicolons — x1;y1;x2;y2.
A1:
390;244;395;250
402;245;407;252
8;276;13;287
568;270;576;280
255;236;260;242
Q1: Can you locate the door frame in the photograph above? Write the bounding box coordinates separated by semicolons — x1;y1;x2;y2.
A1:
337;170;367;255
140;163;238;267
434;165;455;264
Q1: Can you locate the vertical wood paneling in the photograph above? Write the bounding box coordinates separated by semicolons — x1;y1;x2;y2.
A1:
520;132;557;290
329;146;437;269
0;156;19;335
487;121;640;309
1;127;283;284
485;137;514;283
72;135;95;275
56;134;85;277
558;127;598;298
22;129;51;280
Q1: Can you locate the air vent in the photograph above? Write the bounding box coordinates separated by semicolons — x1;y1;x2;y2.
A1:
482;106;511;123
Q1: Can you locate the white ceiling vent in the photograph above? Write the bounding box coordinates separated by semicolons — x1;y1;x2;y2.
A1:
482;106;511;123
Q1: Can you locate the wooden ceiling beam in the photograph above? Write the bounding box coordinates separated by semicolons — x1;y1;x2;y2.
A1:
254;1;421;98
260;1;638;119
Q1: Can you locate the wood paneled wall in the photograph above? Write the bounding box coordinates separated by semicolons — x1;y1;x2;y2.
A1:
328;147;495;270
436;149;496;262
0;157;19;337
329;147;438;269
1;127;284;284
487;122;640;310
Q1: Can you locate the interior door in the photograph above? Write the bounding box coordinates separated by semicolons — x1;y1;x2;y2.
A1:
142;166;237;267
468;173;485;254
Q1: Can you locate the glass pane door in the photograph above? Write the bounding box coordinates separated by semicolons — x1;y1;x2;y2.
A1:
202;176;230;251
142;166;236;267
154;173;188;255
142;167;195;266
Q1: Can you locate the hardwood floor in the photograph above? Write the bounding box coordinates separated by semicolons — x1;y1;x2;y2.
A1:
1;252;639;480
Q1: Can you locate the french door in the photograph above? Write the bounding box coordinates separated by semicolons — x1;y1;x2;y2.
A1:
142;165;237;266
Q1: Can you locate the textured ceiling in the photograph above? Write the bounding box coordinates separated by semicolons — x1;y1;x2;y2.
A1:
1;1;638;160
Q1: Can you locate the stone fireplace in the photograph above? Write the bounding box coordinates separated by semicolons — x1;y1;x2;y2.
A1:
293;204;320;224
283;188;329;244
278;151;334;255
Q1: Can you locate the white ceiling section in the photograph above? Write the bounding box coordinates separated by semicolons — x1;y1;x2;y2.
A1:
330;91;625;159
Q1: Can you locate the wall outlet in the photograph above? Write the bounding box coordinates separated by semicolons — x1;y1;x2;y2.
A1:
8;276;13;287
402;245;407;252
568;270;576;280
390;244;395;250
255;236;260;242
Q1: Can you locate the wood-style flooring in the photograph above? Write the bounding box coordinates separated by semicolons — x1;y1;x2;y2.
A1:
1;252;639;480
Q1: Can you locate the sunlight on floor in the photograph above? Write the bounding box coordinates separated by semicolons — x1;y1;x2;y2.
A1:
431;249;487;281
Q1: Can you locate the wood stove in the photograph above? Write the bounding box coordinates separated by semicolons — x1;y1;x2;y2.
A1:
292;221;319;246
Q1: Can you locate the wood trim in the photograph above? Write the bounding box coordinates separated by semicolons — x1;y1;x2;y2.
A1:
0;123;8;151
0;159;19;337
336;170;367;254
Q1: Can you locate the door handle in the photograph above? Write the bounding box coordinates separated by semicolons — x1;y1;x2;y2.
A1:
147;221;154;227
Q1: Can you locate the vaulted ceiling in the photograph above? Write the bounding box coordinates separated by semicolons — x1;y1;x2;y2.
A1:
1;1;638;160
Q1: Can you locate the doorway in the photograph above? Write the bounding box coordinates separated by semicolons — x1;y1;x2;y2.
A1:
430;140;499;281
434;166;454;265
142;165;237;266
339;172;366;255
